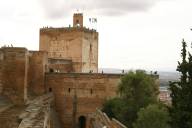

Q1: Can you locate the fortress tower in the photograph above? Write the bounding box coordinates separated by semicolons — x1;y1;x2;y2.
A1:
73;13;83;27
0;12;160;128
39;13;98;73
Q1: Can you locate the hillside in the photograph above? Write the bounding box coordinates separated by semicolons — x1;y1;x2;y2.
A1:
99;68;180;88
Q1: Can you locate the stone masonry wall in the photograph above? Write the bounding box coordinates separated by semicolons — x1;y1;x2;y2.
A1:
48;59;73;73
82;31;98;73
0;50;4;94
39;27;98;73
28;51;48;95
39;28;83;72
0;47;28;104
45;73;122;128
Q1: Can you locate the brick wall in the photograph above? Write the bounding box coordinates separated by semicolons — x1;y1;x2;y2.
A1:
0;47;28;104
0;50;3;94
82;31;98;73
45;73;122;128
48;58;73;73
28;51;48;95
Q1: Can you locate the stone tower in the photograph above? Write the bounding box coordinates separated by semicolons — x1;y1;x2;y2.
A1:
73;13;83;27
39;13;98;73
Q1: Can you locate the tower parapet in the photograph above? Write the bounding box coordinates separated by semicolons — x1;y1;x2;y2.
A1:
73;13;83;27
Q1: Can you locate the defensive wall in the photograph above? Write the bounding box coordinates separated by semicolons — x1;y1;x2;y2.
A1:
0;50;3;94
45;73;122;128
28;51;48;95
0;47;49;104
0;47;28;104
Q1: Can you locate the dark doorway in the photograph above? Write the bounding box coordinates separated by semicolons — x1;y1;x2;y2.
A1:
78;116;86;128
49;68;54;73
49;88;52;92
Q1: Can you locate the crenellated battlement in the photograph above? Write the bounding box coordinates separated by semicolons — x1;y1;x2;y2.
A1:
0;47;27;52
40;26;97;34
73;13;83;16
0;47;28;62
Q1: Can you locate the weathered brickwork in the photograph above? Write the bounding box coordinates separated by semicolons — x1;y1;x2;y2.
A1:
28;51;48;95
82;31;98;73
48;58;73;73
0;50;3;94
45;73;122;128
0;47;28;104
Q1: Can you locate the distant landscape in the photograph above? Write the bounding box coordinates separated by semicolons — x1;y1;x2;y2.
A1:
99;68;180;88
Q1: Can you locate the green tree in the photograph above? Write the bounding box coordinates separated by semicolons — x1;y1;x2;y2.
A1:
102;98;127;122
133;104;170;128
103;70;159;128
118;70;159;107
169;39;192;128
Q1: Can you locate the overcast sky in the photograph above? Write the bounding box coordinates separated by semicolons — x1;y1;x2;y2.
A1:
0;0;192;72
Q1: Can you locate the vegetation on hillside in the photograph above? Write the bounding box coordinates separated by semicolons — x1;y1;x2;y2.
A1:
169;39;192;128
133;104;170;128
102;70;169;128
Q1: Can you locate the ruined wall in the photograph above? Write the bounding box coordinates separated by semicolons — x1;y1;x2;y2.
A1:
45;73;122;128
28;51;48;95
82;31;98;73
0;47;28;104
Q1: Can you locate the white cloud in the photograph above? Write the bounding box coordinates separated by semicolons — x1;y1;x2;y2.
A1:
39;0;169;18
0;0;192;71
